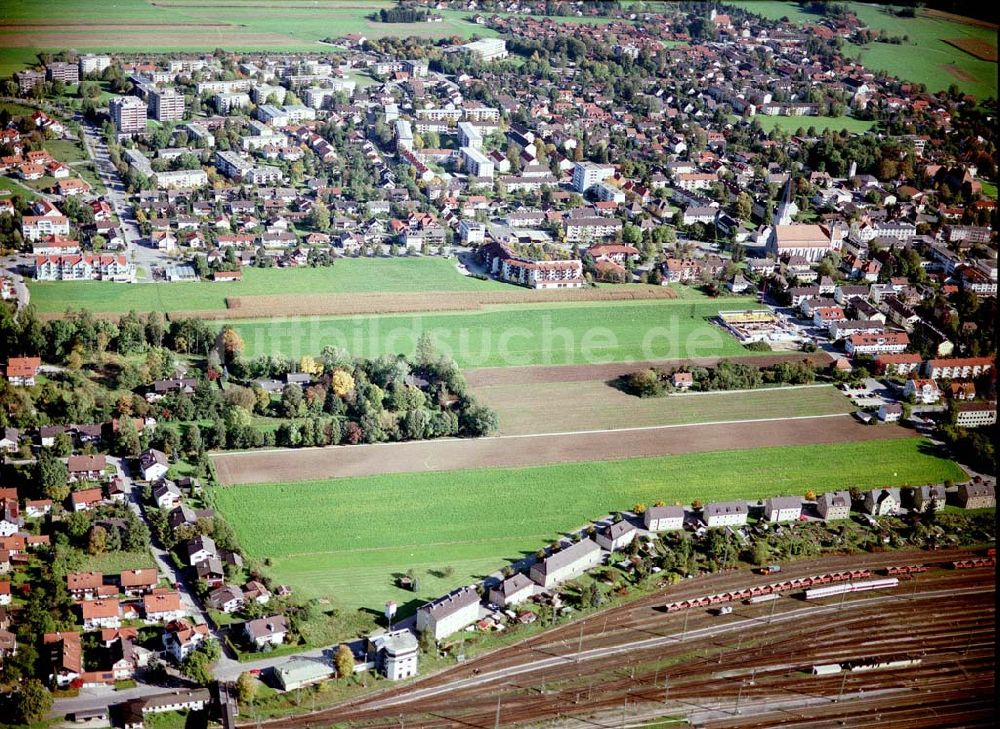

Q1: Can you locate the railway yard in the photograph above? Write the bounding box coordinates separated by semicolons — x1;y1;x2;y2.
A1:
241;548;995;729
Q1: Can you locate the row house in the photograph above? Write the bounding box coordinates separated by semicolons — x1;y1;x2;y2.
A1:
22;215;70;241
35;254;135;282
845;331;910;356
923;357;993;381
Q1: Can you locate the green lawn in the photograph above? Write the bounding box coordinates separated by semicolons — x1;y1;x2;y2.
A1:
231;298;754;367
76;550;157;574
0;176;40;201
210;438;966;614
476;383;853;435
46;138;89;164
27;258;505;314
724;2;997;99
751;115;876;135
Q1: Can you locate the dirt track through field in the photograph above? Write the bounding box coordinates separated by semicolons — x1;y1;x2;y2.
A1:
463;351;834;386
212;414;914;485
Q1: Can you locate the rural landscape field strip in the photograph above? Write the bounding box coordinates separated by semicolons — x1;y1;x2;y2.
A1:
26;257;506;313
210;438;966;610
212;416;926;485
475;383;854;435
227;299;752;366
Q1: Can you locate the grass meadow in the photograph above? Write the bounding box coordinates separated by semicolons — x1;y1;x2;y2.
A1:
750;115;876;135
230;298;753;367
27;258;506;314
210;438;966;614
475;383;854;435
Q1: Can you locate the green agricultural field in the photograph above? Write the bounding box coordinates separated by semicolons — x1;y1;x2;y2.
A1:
477;383;853;435
211;438;966;614
231;298;753;367
27;257;505;314
725;2;997;99
751;115;875;135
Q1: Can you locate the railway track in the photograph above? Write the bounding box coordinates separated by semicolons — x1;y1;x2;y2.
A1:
242;548;994;728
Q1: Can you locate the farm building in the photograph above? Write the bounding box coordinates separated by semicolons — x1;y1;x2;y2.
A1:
488;573;534;608
703;501;748;528
816;491;852;521
529;539;603;588
643;505;684;532
596;521;638;551
416;587;480;641
763;496;802;523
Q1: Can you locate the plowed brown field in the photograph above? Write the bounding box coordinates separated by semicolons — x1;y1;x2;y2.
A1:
212;414;913;485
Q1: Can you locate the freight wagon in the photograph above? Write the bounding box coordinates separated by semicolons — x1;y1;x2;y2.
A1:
746;593;780;604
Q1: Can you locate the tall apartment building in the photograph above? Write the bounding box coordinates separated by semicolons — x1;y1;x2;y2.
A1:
572;161;614;193
110;96;147;135
46;62;80;84
461;38;508;61
78;54;112;77
149;88;185;122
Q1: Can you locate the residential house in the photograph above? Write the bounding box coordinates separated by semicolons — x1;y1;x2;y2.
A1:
152;480;182;509
643;505;685;532
528;539;603;589
904;378;941;404
487;573;534;608
139;448;169;481
120;569;157;596
44;631;82;687
207;585;244;613
595;521;638;552
67;571;104;600
6;356;41;386
703;501;748;528
80;599;121;630
763;496;802;523
183;535;217;567
243;615;288;649
67;455;107;482
816;491;851;521
416;586;481;641
143;591;185;623
956;481;995;509
162;619;210;662
878;403;902;423
862;488;900;516
912;485;946;513
70;488;104;512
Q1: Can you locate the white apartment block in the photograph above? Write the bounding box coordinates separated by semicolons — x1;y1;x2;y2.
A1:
22;215;70;241
572;161;614;193
153;169;209;190
461;146;494;178
457;121;482;150
35;254;135;282
196;79;251;95
462;38;508;61
213;92;251;113
78;54;111;76
415;587;480;641
564;216;623;242
110;96;147;135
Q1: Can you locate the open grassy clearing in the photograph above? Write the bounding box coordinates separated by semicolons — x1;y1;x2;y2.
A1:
725;2;997;98
26;257;506;314
476;382;853;435
75;550;157;574
230;298;753;367
750;114;875;134
210;437;966;612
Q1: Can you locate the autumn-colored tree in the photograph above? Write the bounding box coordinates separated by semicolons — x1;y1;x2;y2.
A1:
804;490;817;501
334;644;355;678
632;503;646;514
331;368;356;397
88;526;108;555
653;500;666;507
299;355;323;376
219;327;244;360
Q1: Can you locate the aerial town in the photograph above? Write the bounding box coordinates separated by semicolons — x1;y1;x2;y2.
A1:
0;1;995;727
